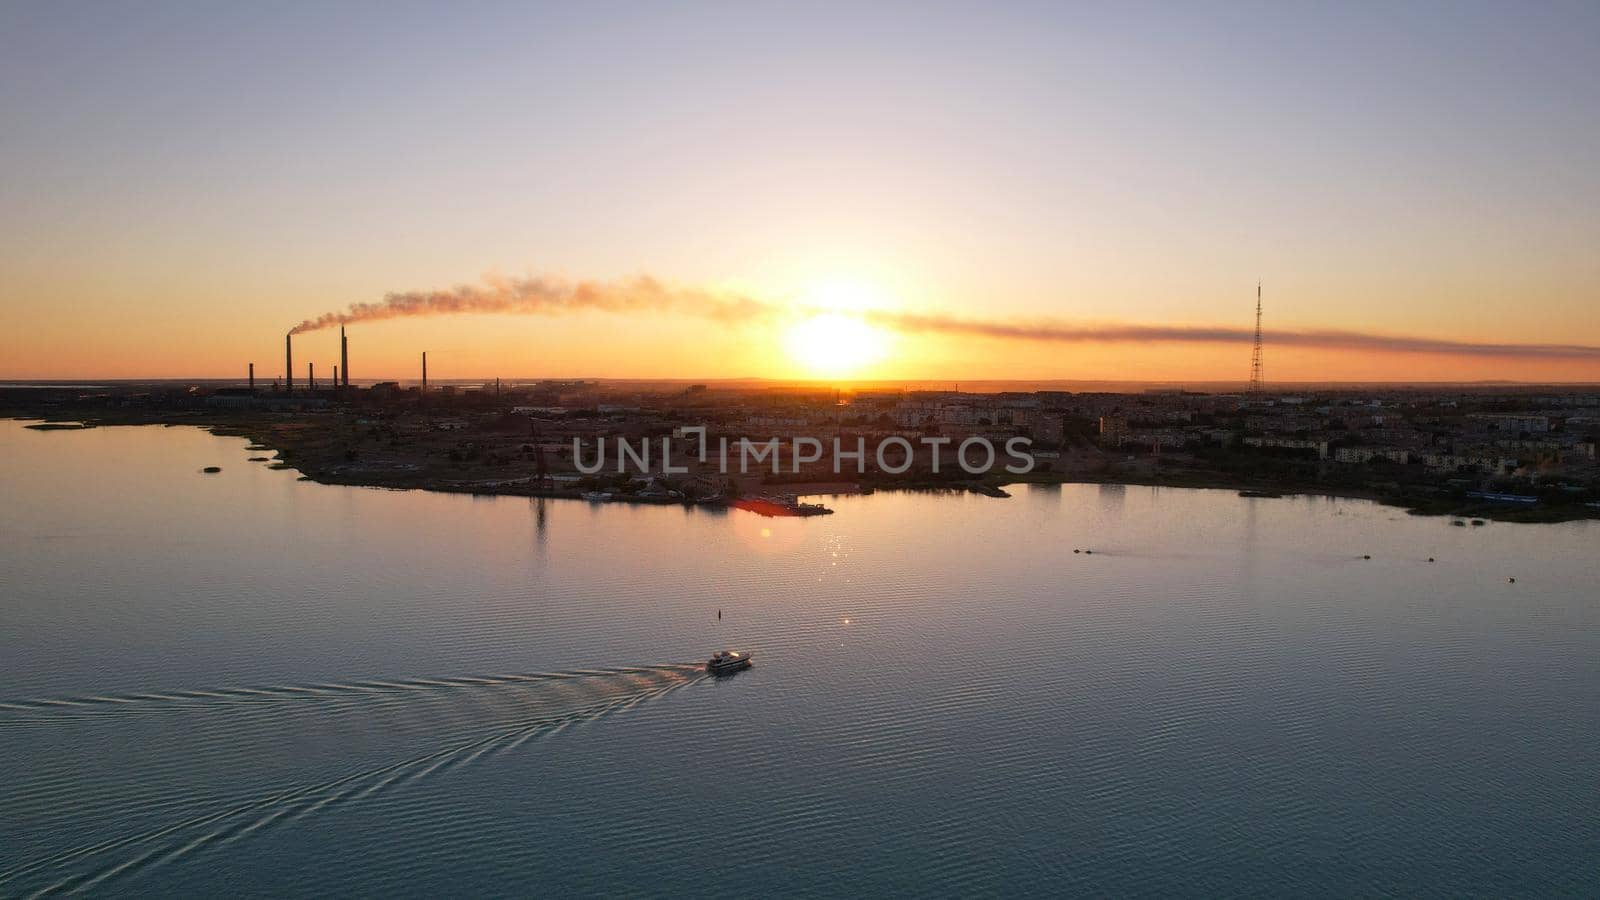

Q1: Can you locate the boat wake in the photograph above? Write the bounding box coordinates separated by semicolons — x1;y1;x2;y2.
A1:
0;665;689;720
0;664;706;896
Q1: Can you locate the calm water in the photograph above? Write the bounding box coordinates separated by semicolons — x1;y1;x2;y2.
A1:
2;419;1597;897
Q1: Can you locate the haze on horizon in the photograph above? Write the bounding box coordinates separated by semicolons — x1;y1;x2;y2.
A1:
2;1;1598;383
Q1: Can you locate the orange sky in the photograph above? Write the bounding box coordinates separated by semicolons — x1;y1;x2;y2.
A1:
3;5;1598;383
7;293;1598;385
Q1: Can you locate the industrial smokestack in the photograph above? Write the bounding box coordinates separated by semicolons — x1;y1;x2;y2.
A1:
340;326;349;387
248;362;255;391
333;364;339;388
309;362;315;391
286;333;294;393
422;351;428;391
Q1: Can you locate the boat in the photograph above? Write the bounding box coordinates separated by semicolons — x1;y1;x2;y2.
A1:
706;650;752;675
580;491;612;501
1466;491;1537;505
731;494;833;517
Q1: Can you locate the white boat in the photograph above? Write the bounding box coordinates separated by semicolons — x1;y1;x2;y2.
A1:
580;491;612;501
706;650;752;674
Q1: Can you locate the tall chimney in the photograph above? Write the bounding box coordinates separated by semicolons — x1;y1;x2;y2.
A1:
248;362;255;391
422;351;428;391
309;362;315;391
333;364;339;388
340;326;349;387
286;333;294;393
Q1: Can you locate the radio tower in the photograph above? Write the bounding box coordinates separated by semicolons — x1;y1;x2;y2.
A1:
1248;281;1264;397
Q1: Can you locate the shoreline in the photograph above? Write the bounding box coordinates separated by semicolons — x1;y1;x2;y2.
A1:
10;413;1596;524
996;473;1591;524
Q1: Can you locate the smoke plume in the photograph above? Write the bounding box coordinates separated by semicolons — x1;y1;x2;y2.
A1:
291;274;1600;361
866;311;1600;360
288;274;777;335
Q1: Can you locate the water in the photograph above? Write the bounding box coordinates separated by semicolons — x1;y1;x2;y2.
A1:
1;419;1596;896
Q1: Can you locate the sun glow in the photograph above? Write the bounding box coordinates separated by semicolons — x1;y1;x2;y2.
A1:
781;278;895;377
802;277;884;313
784;312;889;377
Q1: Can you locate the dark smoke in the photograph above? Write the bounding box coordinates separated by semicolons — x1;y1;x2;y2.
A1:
867;311;1600;360
291;274;1600;362
288;274;776;335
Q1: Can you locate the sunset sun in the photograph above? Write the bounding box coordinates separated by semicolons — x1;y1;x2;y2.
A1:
781;278;895;377
784;312;888;377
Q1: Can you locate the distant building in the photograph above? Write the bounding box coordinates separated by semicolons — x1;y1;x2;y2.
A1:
1243;436;1329;459
1421;453;1518;475
1027;415;1067;445
1470;414;1550;434
204;393;327;410
1117;429;1189;451
1333;447;1411;465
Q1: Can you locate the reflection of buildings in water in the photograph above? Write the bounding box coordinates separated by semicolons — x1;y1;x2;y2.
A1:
1029;482;1062;505
532;497;548;547
1097;482;1126;516
1239;493;1263;604
1243;493;1258;550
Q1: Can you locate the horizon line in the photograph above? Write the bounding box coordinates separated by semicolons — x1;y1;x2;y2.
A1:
6;376;1600;389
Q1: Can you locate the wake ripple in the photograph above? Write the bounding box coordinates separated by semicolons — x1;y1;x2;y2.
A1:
0;665;682;721
0;664;706;896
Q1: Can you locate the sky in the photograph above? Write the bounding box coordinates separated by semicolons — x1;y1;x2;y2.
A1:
2;0;1598;383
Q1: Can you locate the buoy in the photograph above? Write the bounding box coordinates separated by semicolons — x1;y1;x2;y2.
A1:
1508;577;1516;584
1427;557;1435;563
717;608;722;620
1362;554;1371;560
1084;550;1093;555
1073;549;1080;554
